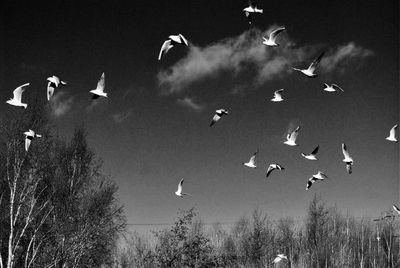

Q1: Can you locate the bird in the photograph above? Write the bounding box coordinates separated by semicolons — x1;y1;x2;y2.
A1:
175;179;192;197
210;109;229;127
158;34;188;60
271;89;284;102
323;83;344;92
301;145;319;160
47;75;67;101
243;1;263;24
24;129;42;152
306;171;327;190
6;83;29;109
393;205;400;215
386;124;398;142
342;143;354;174
90;72;108;99
284;126;300;146
272;254;288;264
266;164;284;178
292;52;325;78
263;27;286;47
243;148;258;168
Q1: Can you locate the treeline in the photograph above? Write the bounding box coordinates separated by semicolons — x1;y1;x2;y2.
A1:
0;102;126;268
113;196;400;268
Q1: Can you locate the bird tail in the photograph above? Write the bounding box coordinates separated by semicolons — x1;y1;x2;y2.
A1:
23;104;28;109
61;81;67;85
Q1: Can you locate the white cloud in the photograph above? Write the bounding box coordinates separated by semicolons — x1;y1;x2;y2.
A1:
176;97;204;112
158;27;373;94
113;108;133;123
49;91;74;117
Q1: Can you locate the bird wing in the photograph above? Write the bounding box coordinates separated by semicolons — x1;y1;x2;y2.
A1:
332;84;344;92
210;114;221;127
308;51;325;71
177;179;184;193
158;40;173;60
266;165;274;177
269;27;285;40
249;149;258;164
47;82;55;101
346;164;352;174
393;205;400;215
342;143;351;159
25;136;32;151
390;124;398;136
289;126;300;142
13;83;29;101
306;178;315;190
179;34;188;46
97;73;105;92
311;145;319;155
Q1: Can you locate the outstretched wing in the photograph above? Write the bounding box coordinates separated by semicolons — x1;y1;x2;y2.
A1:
342;143;351;159
97;73;105;92
210;114;221;127
13;83;30;101
289;126;300;142
308;51;325;71
178;179;184;192
269;27;285;40
158;40;173;60
311;145;319;155
332;84;344;92
179;34;188;46
266;165;274;177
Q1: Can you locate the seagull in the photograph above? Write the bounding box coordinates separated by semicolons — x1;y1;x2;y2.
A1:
90;72;108;99
301;145;319;160
263;27;285;47
393;205;400;215
272;254;288;264
243;148;258;168
24;129;42;152
323;83;344;93
243;1;263;24
266;164;284;178
284;126;300;146
210;109;229;127
271;89;284;102
6;83;29;109
292;52;325;78
47;75;67;101
175;179;192;197
158;34;188;60
342;143;353;174
306;171;327;190
386;124;398;142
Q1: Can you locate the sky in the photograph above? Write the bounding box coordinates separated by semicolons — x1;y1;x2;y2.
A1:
1;1;399;232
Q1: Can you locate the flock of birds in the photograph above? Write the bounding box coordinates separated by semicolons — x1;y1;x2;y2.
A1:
5;1;398;265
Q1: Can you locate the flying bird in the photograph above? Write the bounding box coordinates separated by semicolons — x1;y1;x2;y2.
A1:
386;124;398;142
301;145;319;160
323;83;344;93
175;179;192;197
47;75;67;101
243;1;263;24
284;126;300;146
90;72;108;99
210;109;229;127
342;143;354;174
266;164;284;178
263;27;286;47
24;129;42;152
292;52;325;78
158;34;188;60
272;254;288;264
393;205;400;215
243;148;258;168
306;171;327;190
271;89;284;102
6;83;29;109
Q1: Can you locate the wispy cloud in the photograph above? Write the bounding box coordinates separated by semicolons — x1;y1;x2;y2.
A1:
158;27;373;94
49;91;74;117
176;97;204;112
112;108;133;123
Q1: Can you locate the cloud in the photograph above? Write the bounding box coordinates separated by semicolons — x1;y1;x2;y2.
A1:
158;27;373;94
49;91;74;117
176;97;204;112
112;108;133;123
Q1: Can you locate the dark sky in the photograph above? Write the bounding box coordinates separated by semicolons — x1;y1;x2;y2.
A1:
2;1;399;229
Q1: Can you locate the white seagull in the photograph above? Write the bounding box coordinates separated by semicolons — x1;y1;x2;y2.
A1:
47;75;67;101
386;124;398;142
342;143;354;174
6;83;29;109
284;126;300;146
266;163;284;178
271;89;284;102
158;34;188;60
301;145;319;160
292;52;325;78
210;109;229;127
306;171;327;190
393;205;400;215
175;179;191;197
272;254;288;264
323;83;344;93
90;72;108;99
24;129;42;152
243;148;259;168
243;1;263;24
263;27;286;47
